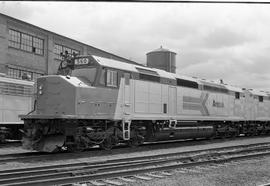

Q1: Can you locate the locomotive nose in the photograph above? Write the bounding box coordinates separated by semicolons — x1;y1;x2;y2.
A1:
36;75;77;116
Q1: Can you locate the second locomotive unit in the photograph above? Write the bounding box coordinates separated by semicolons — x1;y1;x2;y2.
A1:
20;51;270;152
0;75;34;142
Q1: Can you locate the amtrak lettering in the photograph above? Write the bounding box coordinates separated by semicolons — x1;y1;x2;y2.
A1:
212;100;224;108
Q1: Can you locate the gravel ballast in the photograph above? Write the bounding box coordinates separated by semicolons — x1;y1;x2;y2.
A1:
127;156;270;186
1;136;270;186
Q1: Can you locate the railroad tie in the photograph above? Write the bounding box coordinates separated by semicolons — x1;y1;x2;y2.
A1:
217;163;230;167
175;169;187;173
258;182;270;186
118;177;136;182
160;171;173;176
88;180;106;186
72;183;85;186
185;169;201;173
221;162;232;166
176;168;199;173
194;166;211;170
230;162;241;165
207;164;222;168
145;173;165;178
134;175;153;180
102;179;124;186
79;183;93;186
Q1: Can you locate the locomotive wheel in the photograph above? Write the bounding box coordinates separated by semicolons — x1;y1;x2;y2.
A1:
65;140;85;152
233;131;239;138
66;144;83;152
0;134;5;143
128;135;144;148
100;136;114;150
128;137;140;148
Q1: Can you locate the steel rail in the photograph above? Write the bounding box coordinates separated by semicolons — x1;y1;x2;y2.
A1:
0;141;269;175
0;136;267;163
0;144;270;186
0;152;49;163
3;151;270;186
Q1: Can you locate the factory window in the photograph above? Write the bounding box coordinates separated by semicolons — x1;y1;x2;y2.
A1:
54;44;62;60
21;33;32;52
177;78;198;89
139;73;160;82
8;29;20;49
8;29;44;55
106;69;118;87
63;47;72;54
259;96;263;102
33;37;44;55
7;67;43;81
54;44;80;60
235;92;240;99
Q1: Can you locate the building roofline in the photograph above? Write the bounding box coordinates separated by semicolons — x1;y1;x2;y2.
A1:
0;12;140;65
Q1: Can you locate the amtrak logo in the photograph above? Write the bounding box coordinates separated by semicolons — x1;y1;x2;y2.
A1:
212;100;224;108
183;93;209;116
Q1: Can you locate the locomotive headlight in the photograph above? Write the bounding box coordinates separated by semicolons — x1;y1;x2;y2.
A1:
38;85;43;90
38;90;43;95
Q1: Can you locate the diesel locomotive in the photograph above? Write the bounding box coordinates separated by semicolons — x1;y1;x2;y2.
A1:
0;75;34;142
20;53;270;152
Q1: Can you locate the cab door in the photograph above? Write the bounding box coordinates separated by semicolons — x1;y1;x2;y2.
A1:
169;86;177;116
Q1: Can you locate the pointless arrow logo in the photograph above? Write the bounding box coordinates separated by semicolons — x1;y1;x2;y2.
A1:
183;92;209;116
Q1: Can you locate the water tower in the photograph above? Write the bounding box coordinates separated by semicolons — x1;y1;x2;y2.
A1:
146;46;176;73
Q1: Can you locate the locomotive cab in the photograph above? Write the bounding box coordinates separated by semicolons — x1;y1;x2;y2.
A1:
20;54;137;152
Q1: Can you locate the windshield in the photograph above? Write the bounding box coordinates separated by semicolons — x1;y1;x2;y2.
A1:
71;67;97;85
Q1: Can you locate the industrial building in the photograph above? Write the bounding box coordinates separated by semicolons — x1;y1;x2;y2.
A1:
0;13;136;81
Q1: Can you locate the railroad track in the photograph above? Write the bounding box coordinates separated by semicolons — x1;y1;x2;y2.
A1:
0;151;51;163
0;140;21;147
0;135;268;164
0;142;270;186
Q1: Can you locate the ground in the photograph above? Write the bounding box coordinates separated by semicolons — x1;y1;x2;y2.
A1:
1;137;270;185
127;157;270;186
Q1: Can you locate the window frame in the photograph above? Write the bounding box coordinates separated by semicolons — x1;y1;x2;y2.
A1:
8;29;20;49
139;73;160;83
7;67;43;81
235;92;240;99
106;69;118;88
54;43;80;60
203;85;228;94
8;29;44;56
177;78;198;89
259;96;264;102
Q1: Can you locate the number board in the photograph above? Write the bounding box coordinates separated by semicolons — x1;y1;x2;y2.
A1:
74;58;89;65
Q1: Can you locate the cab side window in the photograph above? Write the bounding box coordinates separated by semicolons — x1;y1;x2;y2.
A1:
99;68;106;86
235;92;240;99
106;69;118;87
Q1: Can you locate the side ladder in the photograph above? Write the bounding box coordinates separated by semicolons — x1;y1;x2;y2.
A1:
122;120;131;140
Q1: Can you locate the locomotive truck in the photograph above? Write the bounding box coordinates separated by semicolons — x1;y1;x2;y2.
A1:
20;53;270;152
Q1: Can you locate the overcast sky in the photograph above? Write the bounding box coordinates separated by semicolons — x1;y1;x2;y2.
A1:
1;1;270;91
